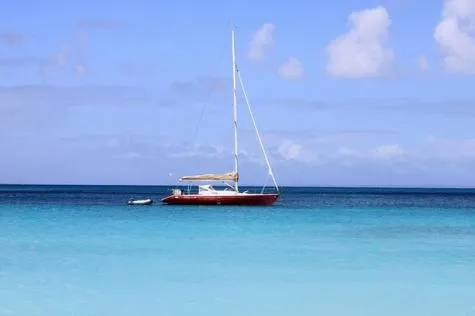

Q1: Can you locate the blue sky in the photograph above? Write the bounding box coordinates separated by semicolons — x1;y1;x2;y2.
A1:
1;0;475;187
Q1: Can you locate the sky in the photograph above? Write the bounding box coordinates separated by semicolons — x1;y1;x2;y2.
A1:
1;0;475;187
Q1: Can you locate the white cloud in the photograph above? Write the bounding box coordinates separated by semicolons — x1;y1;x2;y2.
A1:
331;144;405;165
277;139;302;160
418;56;429;71
434;0;475;74
424;137;475;162
337;146;358;157
326;6;394;78
371;144;404;160
274;139;320;165
168;144;226;159
269;134;475;176
248;23;275;62
278;57;304;80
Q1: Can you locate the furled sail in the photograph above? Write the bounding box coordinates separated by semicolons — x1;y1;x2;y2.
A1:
179;171;238;182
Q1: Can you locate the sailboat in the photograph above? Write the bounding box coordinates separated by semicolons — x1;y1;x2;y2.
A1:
161;28;280;206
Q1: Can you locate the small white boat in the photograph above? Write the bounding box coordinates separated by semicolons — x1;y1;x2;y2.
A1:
127;198;153;206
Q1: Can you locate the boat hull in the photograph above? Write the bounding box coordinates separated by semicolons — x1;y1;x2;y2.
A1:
161;193;279;206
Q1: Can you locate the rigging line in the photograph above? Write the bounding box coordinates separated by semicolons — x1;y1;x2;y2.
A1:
237;70;279;193
190;84;212;145
190;45;229;147
261;176;269;194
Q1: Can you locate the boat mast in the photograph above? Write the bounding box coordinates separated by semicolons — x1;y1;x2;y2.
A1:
231;28;239;192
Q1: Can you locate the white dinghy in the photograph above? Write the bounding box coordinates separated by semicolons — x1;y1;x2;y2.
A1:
127;198;153;206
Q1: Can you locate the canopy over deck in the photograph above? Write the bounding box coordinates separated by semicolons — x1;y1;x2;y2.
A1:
179;171;238;182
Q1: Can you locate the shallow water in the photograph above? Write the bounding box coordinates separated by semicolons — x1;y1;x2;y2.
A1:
1;185;474;316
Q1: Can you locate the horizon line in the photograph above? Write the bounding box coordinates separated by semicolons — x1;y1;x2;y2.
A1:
1;183;474;189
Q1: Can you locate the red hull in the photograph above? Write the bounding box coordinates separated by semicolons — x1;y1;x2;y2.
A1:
161;193;279;206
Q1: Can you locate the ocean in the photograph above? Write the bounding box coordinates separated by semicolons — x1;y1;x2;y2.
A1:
1;185;474;316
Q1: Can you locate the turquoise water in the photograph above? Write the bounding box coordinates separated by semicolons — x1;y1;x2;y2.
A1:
1;185;474;316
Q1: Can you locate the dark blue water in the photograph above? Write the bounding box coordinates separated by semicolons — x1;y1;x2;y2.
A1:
1;185;474;316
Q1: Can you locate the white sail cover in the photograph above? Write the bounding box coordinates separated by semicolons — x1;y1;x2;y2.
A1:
179;171;238;182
